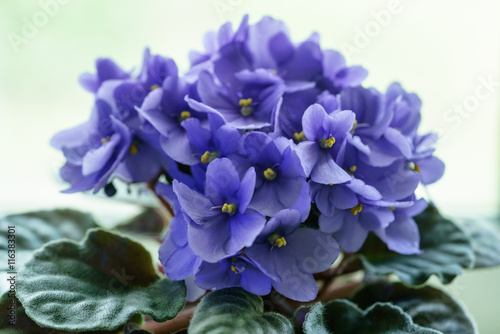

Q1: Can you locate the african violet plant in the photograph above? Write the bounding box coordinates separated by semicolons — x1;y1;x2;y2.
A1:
3;15;500;334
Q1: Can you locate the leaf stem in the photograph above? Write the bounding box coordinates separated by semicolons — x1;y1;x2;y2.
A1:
142;307;195;334
146;172;175;217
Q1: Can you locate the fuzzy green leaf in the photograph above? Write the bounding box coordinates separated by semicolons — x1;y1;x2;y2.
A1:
456;217;500;268
303;299;441;334
359;205;474;285
0;293;129;334
16;229;186;332
115;208;165;236
0;209;97;293
188;288;293;334
352;282;477;334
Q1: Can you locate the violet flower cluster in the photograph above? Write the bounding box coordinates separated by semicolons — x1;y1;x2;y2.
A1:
52;16;444;302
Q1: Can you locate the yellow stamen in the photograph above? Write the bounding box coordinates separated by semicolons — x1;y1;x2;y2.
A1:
321;136;336;148
268;233;287;248
239;98;253;107
329;183;334;186
201;151;210;164
231;265;244;274
351;119;358;134
129;143;138;154
101;137;111;144
294;131;306;142
407;162;420;173
270;69;278;75
350;203;363;215
222;203;237;215
274;237;287;248
239;98;253;116
389;207;395;211
150;84;160;91
180;111;191;122
263;168;277;181
349;165;357;173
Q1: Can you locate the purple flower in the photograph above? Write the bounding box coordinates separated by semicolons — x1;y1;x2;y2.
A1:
51;15;448;303
318;197;413;253
51;100;131;193
182;112;241;166
310;178;382;217
157;183;202;280
53;100;178;192
173;158;266;262
234;132;310;217
78;58;130;94
245;16;367;92
186;15;249;81
385;83;422;138
98;49;178;129
341;84;426;168
295;103;355;184
189;69;284;130
195;254;272;296
274;89;319;141
137;75;210;165
340;86;388;139
246;209;339;302
317;49;368;94
410;133;445;185
355;160;420;202
374;198;427;255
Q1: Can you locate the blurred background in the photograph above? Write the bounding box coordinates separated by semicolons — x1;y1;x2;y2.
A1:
1;0;499;332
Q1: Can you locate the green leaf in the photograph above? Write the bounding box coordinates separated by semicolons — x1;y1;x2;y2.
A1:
359;205;474;285
456;217;500;268
351;282;478;334
303;299;440;334
0;293;69;334
0;209;97;292
16;229;186;332
115;208;165;236
0;293;121;334
188;287;293;334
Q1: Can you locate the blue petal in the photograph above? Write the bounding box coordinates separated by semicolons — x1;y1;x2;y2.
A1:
182;117;212;154
333;214;369;253
375;215;421;255
236;167;256;213
302;104;327;141
358;207;395;230
213;124;241;156
240;265;272;295
331;184;358;210
205;158;242;205
417;156;445;185
188;214;231;262
384;127;412;159
285;228;339;274
81;133;120;176
172;180;218;224
295;141;321;177
311;150;351;184
160;128;199;165
159;233;202;280
194;260;232;289
272;269;318;302
224;210;266;255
